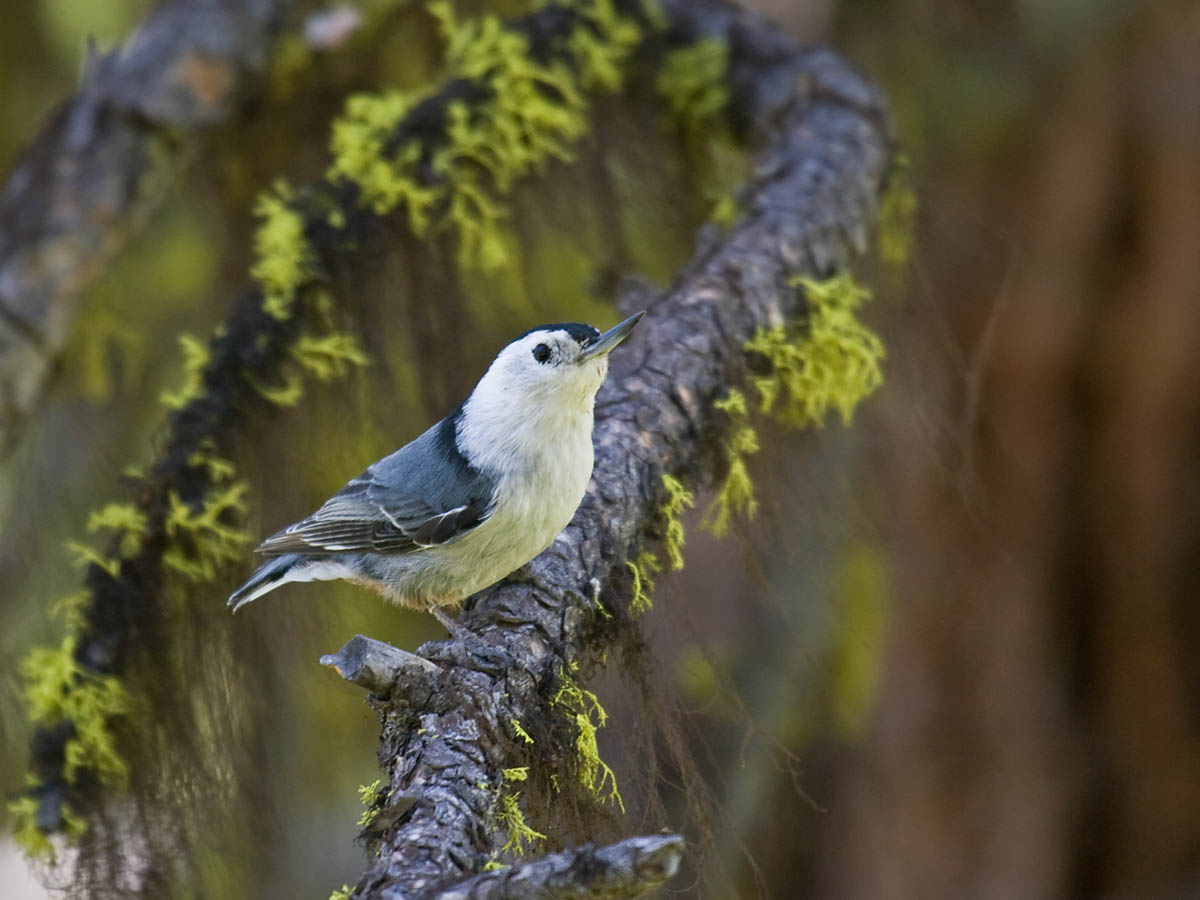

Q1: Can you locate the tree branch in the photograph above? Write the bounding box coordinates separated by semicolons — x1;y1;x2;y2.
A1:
0;0;292;450
331;3;891;898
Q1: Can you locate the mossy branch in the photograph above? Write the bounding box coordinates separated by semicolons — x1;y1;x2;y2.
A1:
321;2;891;896
11;0;684;869
11;0;893;893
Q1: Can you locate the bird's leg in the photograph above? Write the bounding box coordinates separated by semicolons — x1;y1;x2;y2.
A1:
430;605;477;643
428;605;511;667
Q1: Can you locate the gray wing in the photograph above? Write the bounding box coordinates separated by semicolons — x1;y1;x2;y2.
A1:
256;413;496;557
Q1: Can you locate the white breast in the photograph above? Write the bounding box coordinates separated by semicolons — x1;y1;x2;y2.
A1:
411;367;600;604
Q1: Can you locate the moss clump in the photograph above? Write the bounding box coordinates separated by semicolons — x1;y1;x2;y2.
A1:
21;637;131;789
86;503;149;559
8;788;86;863
748;274;884;428
702;273;884;534
356;779;386;827
660;473;694;571
160;478;251;583
159;333;210;410
626;550;661;615
701;389;760;537
567;0;644;91
292;331;370;380
247;327;370;408
655;38;729;132
328;91;437;222
328;0;648;271
251;181;315;320
496;790;547;855
623;474;691;615
510;718;534;745
553;667;623;812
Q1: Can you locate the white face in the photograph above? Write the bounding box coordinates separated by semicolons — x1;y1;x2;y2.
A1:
485;327;609;413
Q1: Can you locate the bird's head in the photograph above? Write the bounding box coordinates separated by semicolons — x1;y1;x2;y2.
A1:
476;312;644;414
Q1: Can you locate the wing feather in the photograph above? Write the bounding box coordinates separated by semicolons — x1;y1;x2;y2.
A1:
256;416;495;558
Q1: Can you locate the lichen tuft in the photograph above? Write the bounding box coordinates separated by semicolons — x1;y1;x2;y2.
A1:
251;181;315;320
553;668;623;812
655;38;729;132
702;389;760;537
496;790;547;855
660;473;695;571
702;273;884;533
749;273;884;429
626;550;662;615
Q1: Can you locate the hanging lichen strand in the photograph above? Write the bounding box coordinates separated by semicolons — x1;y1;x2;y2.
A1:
9;0;670;866
703;273;885;536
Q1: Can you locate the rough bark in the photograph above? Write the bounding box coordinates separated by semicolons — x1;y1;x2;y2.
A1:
0;0;292;451
429;835;684;900
328;3;892;898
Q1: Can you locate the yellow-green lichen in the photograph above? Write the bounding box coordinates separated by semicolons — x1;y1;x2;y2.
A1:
64;541;121;578
660;473;694;571
502;766;529;782
482;860;509;871
159;333;210;410
655;38;729;133
328;885;354;900
8;787;86;863
510;718;534;745
356;779;386;827
496;790;546;856
626;550;661;615
553;668;623;811
63;501;149;579
86;503;149;559
187;442;238;482
22;637;131;789
749;274;884;429
701;389;760;537
251;181;314;320
162;481;252;582
328;93;437;223
329;0;645;271
293;332;370;380
49;590;91;633
702;273;884;535
565;0;644;92
245;370;305;407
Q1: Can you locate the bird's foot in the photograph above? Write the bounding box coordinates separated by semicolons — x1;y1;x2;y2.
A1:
430;606;477;643
428;605;510;670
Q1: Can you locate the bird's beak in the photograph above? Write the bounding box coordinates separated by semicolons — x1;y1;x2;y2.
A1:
579;311;644;362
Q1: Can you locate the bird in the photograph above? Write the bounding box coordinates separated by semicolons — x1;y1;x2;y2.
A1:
227;312;643;621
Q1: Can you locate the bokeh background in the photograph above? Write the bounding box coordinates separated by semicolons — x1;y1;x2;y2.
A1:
2;0;1199;898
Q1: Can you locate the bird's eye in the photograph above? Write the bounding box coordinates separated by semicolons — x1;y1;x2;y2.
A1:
532;343;551;364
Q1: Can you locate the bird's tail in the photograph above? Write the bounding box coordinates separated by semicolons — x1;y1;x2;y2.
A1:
228;554;301;613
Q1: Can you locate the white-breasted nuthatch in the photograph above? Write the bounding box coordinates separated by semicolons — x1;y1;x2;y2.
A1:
228;312;643;614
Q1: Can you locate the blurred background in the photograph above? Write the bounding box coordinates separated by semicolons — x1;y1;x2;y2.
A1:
2;0;1199;898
